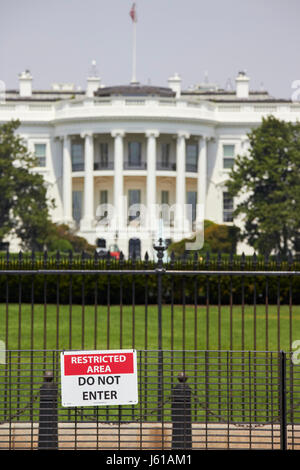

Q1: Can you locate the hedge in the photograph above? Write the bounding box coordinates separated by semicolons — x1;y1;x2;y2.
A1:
0;252;299;304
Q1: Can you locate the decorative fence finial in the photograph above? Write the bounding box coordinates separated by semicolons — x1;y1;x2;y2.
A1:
154;238;166;268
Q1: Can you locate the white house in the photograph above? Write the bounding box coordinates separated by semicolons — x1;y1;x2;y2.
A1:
1;66;299;257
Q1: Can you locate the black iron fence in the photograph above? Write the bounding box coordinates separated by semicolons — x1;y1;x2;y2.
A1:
0;349;299;450
1;242;300;450
0;242;300;353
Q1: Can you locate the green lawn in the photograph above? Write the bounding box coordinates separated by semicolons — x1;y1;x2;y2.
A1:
0;303;298;352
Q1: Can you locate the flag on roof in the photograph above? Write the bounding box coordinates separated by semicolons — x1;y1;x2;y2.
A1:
129;3;137;22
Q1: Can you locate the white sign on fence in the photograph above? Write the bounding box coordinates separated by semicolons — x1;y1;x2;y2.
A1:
60;349;138;407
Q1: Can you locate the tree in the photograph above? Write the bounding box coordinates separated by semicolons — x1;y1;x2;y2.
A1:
0;120;54;250
204;220;240;253
45;223;96;254
167;220;240;257
227;115;300;257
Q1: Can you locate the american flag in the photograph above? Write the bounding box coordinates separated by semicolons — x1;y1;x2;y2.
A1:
129;3;137;23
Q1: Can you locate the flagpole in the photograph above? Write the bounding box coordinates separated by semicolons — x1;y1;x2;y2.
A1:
131;19;137;84
130;3;138;85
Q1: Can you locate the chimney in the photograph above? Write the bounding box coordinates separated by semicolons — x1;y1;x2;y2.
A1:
19;70;33;97
86;60;101;98
235;71;249;99
168;73;181;98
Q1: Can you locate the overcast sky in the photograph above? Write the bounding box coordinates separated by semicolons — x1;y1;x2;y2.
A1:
1;0;300;98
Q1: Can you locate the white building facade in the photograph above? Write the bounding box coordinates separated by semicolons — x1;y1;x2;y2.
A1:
1;68;299;257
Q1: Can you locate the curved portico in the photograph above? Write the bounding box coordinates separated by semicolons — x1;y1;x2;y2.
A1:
59;124;210;256
5;70;281;255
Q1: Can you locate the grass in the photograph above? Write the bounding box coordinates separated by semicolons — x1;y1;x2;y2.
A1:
0;303;298;352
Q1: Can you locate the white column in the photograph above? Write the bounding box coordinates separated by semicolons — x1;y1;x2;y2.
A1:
112;130;125;234
62;135;73;225
197;136;207;228
175;132;189;238
146;130;159;233
80;132;94;231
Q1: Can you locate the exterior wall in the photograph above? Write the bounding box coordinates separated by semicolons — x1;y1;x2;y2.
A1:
1;92;300;256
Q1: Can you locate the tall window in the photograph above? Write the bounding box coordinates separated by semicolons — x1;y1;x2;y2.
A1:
187;191;197;222
128;142;142;167
161;190;170;222
100;190;108;205
223;144;235;169
128;189;141;221
223;192;234;222
34;143;46;167
71;142;84;171
161;190;169;205
186;143;198;172
161;143;170;168
98;190;108;219
100;143;109;168
72;190;82;224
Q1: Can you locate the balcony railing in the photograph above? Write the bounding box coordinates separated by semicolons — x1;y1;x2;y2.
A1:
156;161;176;171
72;163;84;172
94;161;114;170
124;161;147;170
185;163;198;173
72;161;197;172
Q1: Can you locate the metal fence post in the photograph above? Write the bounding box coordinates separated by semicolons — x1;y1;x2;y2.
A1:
279;350;287;451
171;372;192;449
154;238;166;422
38;370;58;450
